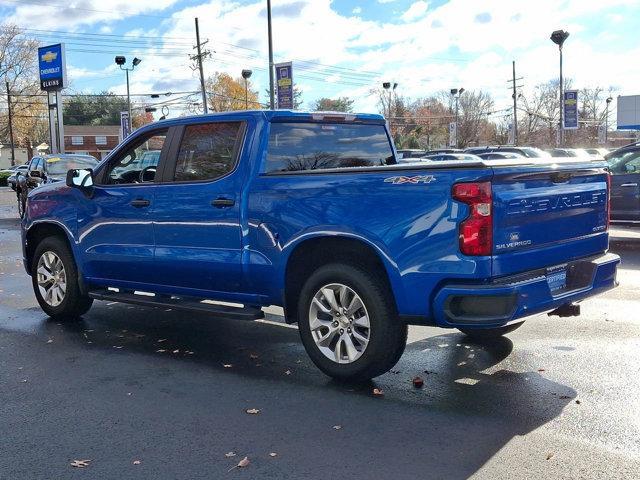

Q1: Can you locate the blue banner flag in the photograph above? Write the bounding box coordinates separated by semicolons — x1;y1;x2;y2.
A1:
563;90;578;130
275;62;293;109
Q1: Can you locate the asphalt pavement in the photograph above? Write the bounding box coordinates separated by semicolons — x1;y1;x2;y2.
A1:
1;187;639;480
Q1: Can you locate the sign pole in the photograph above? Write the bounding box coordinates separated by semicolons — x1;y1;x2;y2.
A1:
48;92;58;154
56;90;65;153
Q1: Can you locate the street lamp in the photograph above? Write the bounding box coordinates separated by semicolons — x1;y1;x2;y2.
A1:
241;69;253;110
550;29;569;146
382;82;398;119
450;87;465;148
605;96;613;144
114;56;142;133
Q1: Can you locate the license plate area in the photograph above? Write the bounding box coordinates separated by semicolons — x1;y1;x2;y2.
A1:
546;265;567;293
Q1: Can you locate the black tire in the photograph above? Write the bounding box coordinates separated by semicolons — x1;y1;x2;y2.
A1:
458;321;524;340
297;263;407;381
31;236;93;321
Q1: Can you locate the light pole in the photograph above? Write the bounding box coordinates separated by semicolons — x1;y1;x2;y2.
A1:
115;56;141;131
605;96;613;144
550;29;569;146
450;87;464;148
267;0;275;110
382;82;398;119
242;69;253;110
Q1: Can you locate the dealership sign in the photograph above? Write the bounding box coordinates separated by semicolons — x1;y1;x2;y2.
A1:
120;111;131;140
38;43;67;91
563;90;578;130
275;62;293;109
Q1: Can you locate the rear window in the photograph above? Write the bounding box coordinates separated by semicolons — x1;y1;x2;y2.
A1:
264;122;395;173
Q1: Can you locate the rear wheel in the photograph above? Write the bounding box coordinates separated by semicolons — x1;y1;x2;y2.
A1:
31;236;93;321
297;263;407;381
458;321;524;340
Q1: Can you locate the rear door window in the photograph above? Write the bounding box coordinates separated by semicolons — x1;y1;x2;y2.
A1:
264;122;395;173
173;122;243;182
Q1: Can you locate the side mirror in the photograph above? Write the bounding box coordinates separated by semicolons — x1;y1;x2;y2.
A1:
66;168;94;192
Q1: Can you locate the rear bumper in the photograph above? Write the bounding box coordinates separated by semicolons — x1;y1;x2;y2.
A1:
432;252;620;328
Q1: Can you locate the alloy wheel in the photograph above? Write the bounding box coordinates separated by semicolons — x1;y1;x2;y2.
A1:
36;251;67;307
308;283;371;364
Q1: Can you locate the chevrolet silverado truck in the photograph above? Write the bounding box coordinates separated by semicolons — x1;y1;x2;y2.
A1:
21;111;620;380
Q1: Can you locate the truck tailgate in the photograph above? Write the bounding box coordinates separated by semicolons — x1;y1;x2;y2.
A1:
491;161;609;276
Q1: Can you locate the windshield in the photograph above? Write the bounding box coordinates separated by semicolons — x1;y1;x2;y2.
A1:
45;156;97;175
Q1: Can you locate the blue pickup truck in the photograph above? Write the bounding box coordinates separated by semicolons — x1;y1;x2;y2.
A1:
21;110;619;380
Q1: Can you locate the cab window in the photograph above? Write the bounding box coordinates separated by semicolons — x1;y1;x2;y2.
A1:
102;130;168;185
608;151;640;175
173;122;242;182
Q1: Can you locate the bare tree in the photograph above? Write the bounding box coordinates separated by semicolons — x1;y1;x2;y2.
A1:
0;24;47;161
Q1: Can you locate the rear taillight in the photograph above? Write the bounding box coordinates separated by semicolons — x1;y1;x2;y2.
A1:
606;172;611;231
452;182;493;256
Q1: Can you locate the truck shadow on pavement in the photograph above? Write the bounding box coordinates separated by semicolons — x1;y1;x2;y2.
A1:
28;301;575;479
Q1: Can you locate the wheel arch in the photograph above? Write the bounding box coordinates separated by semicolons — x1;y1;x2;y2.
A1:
25;221;77;275
281;233;405;324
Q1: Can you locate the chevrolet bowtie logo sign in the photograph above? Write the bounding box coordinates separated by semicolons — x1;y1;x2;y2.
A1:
41;50;58;63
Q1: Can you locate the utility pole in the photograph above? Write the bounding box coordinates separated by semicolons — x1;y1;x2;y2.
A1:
507;61;523;145
267;0;275;110
193;18;209;114
6;80;15;166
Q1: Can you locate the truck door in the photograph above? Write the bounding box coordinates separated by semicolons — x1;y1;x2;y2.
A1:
608;150;640;221
77;127;170;285
152;120;247;294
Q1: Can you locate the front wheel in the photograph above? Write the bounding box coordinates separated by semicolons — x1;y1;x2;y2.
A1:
458;321;524;340
297;263;407;381
31;236;93;321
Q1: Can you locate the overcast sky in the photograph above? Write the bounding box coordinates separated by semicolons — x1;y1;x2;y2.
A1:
3;0;640;119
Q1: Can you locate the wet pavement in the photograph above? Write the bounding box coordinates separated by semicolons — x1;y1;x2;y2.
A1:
1;186;639;479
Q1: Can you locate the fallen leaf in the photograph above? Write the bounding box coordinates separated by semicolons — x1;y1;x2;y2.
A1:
132;460;141;465
46;339;53;344
538;369;546;372
223;364;233;368
156;349;166;353
224;452;237;458
228;456;250;472
70;459;91;468
269;452;278;458
245;408;260;415
372;388;384;397
546;452;554;460
412;376;424;388
575;399;581;405
332;425;342;430
284;369;291;375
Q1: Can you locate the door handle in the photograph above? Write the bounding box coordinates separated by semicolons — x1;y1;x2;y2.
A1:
130;199;151;208
620;183;638;187
211;197;235;208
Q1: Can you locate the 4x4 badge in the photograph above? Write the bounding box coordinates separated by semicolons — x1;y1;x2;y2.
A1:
384;175;435;185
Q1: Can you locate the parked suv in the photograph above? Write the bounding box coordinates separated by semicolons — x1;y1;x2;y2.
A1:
607;145;640;221
21;111;619;380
